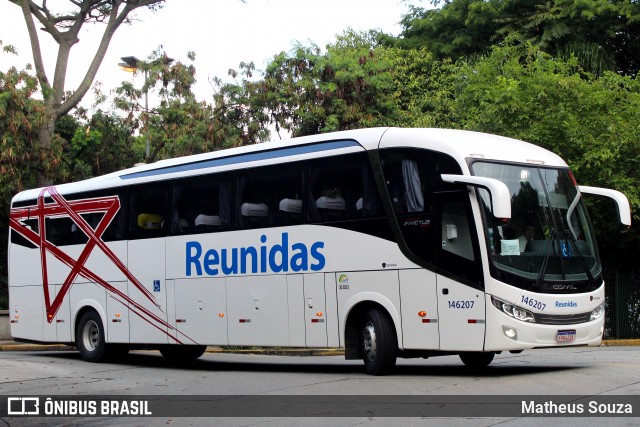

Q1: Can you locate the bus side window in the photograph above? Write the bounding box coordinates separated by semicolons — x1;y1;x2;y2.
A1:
440;200;475;261
45;217;86;246
38;190;126;246
307;152;378;223
436;191;482;286
170;174;232;235
236;162;303;229
128;184;168;239
10;214;38;249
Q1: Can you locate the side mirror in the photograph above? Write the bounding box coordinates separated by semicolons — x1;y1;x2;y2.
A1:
578;186;632;232
441;174;511;219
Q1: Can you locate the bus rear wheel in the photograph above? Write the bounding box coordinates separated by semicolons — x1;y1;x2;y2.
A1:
360;308;397;375
160;345;207;363
76;310;108;363
459;352;495;368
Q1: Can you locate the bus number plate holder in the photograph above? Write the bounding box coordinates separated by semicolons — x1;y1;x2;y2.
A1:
556;329;576;342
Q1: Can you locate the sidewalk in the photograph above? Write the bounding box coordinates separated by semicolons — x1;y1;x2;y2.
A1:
1;340;638;353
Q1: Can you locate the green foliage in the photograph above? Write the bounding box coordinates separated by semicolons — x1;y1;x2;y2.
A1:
397;0;640;76
0;50;44;309
68;111;138;179
255;30;397;137
448;43;640;215
113;49;270;162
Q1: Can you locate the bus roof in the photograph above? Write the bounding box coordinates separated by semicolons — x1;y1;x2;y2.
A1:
12;127;567;202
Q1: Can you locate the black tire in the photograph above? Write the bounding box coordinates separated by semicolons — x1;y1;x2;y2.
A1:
360;307;397;375
76;310;108;363
160;344;207;363
459;352;495;368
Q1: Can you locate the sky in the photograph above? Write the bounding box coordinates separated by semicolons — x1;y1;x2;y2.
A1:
0;0;420;109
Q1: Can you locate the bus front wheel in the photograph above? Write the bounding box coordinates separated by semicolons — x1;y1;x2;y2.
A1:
360;308;397;375
76;310;108;363
459;352;495;368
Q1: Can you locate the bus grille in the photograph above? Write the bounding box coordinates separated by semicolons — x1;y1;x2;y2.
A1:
534;312;592;325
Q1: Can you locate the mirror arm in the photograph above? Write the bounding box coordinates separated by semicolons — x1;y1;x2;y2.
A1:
579;186;632;231
441;174;511;219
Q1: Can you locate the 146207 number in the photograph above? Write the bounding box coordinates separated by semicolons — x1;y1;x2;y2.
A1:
521;295;546;311
448;300;474;309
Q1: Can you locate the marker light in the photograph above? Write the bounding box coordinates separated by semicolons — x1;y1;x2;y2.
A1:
316;312;324;317
590;303;605;321
218;313;225;318
491;296;535;323
418;311;427;317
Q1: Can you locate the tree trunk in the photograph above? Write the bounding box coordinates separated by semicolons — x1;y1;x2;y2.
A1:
35;111;57;188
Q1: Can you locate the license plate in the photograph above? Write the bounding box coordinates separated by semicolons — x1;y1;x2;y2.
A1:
557;329;576;342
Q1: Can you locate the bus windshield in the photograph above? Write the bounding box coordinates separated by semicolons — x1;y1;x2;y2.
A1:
471;162;602;293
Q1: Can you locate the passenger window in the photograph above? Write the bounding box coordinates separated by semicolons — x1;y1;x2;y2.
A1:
236;163;304;229
381;148;461;215
46;217;85;246
128;184;168;239
307;153;381;223
67;190;126;243
10;214;39;248
170;174;233;235
37;190;126;246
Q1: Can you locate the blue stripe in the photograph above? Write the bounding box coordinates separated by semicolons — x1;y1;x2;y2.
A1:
121;139;362;180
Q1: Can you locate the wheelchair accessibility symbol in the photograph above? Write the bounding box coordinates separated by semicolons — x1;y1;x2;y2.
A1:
561;242;571;258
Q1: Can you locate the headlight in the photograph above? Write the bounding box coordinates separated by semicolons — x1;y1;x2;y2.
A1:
491;296;535;323
590;302;605;321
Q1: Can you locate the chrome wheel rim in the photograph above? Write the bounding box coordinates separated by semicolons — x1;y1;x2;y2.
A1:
362;321;377;361
82;320;100;352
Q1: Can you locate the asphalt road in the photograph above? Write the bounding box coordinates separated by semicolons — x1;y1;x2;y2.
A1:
0;346;639;426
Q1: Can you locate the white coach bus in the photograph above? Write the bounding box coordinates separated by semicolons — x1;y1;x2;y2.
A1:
8;127;631;375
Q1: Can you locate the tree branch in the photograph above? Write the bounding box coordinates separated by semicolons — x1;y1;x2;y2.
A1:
17;0;51;94
26;0;63;41
59;0;136;115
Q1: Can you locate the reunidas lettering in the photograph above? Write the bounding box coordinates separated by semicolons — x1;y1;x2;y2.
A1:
186;232;325;276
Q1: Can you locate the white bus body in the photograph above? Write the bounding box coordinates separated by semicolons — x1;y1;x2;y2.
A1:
8;128;631;374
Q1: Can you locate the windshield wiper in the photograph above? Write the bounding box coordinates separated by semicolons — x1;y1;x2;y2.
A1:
563;230;596;287
535;227;556;288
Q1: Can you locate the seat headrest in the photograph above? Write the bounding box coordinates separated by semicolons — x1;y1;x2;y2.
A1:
241;202;269;217
194;214;221;227
279;198;302;213
137;213;162;230
316;196;345;210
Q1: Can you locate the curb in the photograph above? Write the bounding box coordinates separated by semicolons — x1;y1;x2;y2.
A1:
600;339;640;347
0;343;75;352
204;347;344;356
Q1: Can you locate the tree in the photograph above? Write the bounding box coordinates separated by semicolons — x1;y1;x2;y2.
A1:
8;0;165;185
252;30;397;137
113;49;270;162
0;42;45;309
397;0;640;76
66;110;138;179
444;43;640;270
